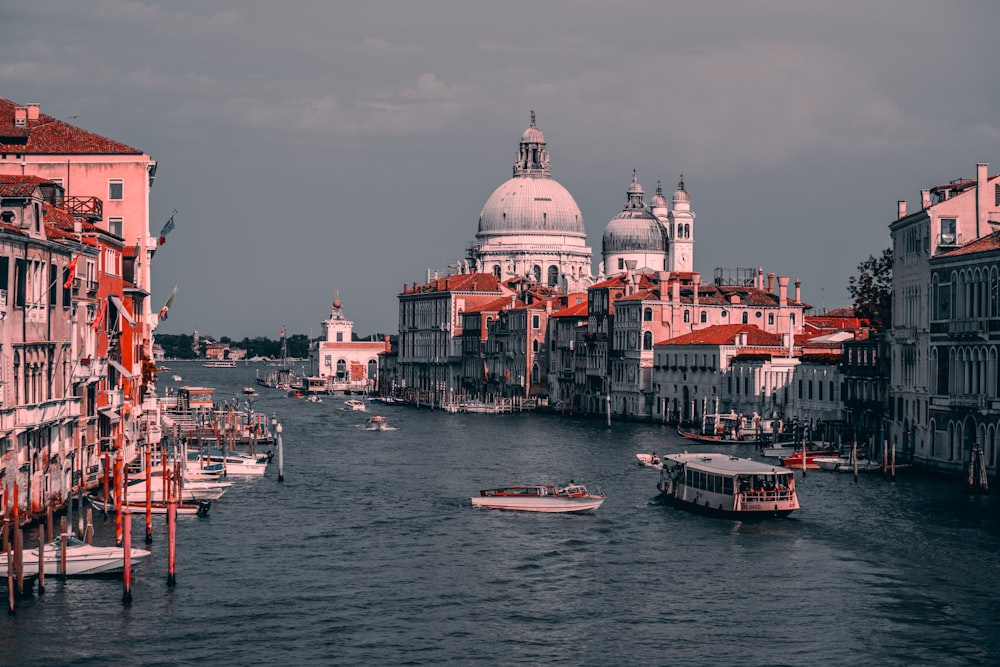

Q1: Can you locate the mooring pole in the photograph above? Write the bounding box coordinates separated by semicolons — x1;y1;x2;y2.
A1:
277;422;285;482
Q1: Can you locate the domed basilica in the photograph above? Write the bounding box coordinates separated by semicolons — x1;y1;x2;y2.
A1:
467;113;696;290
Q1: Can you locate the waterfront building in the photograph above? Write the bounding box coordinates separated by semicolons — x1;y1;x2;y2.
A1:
313;297;388;393
888;162;1000;467
397;272;512;404
467;112;593;292
925;229;1000;476
458;295;514;400
841;332;888;447
545;294;588;409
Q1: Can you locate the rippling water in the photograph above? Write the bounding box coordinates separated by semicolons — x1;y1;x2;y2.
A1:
3;361;1000;666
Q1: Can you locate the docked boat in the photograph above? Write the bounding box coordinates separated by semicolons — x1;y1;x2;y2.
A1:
677;411;772;445
187;449;269;477
813;456;883;473
122;476;233;503
471;483;606;513
760;440;836;458
86;494;211;516
780;448;838;470
0;536;152;577
344;399;366;411
657;452;799;518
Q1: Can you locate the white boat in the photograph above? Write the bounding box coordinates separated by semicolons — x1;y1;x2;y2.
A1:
86;494;211;516
123;476;232;503
0;536;151;577
636;453;663;468
657;452;799;518
760;440;836;458
172;374;183;382
307;395;323;403
344;399;366;411
187;450;269;477
471;483;606;513
366;415;388;430
813;456;883;473
204;360;237;368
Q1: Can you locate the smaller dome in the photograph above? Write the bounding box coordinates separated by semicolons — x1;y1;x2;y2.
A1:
673;176;690;203
650;181;669;208
602;210;668;253
521;110;545;143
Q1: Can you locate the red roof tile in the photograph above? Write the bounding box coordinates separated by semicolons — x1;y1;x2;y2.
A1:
658;324;784;347
0;98;142;154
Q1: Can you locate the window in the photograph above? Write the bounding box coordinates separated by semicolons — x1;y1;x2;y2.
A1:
683;310;690;323
617;258;625;270
109;217;123;237
741;312;748;324
547;266;559;287
108;179;124;201
336;332;343;342
644;308;652;322
643;331;653;350
940;218;956;245
768;313;774;325
700;311;707;323
532;314;540;329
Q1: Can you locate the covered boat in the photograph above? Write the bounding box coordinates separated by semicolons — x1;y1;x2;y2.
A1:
657;452;799;518
471;483;605;513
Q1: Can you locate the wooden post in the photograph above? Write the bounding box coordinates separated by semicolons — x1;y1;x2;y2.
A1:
37;533;45;595
85;507;93;545
276;423;284;482
13;484;23;600
46;504;54;543
853;440;859;481
145;445;153;544
891;442;897;482
60;516;67;579
114;452;123;546
166;498;177;587
103;453;110;519
5;523;13;615
122;507;132;605
882;439;888;475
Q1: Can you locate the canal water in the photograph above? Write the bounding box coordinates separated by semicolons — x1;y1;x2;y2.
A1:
3;361;999;666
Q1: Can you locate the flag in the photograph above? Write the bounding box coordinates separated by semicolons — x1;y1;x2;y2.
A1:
280;326;285;338
158;210;177;246
91;298;108;331
63;254;79;289
159;286;179;320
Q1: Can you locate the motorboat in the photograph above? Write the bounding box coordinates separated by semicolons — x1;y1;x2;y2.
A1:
636;453;663;468
86;494;211;516
471;483;606;513
780;449;838;470
366;415;388;430
657;452;799;518
307;395;323;403
677;411;773;445
0;535;152;577
122;476;232;503
813;456;883;473
186;449;270;477
344;399;366;411
760;440;836;458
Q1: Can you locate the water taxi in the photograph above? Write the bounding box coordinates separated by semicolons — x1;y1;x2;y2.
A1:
471;483;605;513
366;415;388;430
657;452;799;518
344;399;366;411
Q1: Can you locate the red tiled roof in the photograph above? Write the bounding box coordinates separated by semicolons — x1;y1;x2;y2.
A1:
551;301;589;318
658;324;784;347
403;272;505;295
937;230;1000;257
0;98;142;154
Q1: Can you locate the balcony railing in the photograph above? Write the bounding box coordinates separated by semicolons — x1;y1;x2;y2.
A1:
64;196;103;221
949;394;986;410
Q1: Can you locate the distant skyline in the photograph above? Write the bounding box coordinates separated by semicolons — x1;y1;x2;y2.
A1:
2;1;999;339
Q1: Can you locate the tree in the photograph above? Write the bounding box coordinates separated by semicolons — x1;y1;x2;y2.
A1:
848;247;892;330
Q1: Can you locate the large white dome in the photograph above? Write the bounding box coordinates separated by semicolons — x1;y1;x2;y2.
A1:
478;175;585;235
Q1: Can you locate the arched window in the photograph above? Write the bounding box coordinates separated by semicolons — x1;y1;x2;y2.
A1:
367;360;378;379
700;311;707;323
742;312;748;324
644;308;652;321
493;265;501;279
336;359;347;377
683;310;690;323
532;339;539;353
531;363;540;383
643;331;653;350
547;266;559;286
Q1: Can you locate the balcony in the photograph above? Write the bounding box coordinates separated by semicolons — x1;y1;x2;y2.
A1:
64;196;103;222
948;394;986;410
948;318;987;339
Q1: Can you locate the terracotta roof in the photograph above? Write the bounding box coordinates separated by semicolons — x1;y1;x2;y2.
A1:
658;324;784;347
0;98;142;154
937;230;1000;257
551;301;589;318
403;272;504;295
466;296;519;314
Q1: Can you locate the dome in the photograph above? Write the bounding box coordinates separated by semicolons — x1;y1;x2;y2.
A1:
673;176;690;203
479;175;585;234
602;210;668;253
650;181;669;208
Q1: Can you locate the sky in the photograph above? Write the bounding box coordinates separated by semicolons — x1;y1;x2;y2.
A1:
2;1;999;340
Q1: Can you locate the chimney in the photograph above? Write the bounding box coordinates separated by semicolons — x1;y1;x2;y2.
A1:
897;200;907;219
13;107;27;127
26;103;40;121
778;276;789;307
794;279;801;302
921;189;930;210
767;272;775;292
672;279;680;303
74;218;82;233
977;162;989;238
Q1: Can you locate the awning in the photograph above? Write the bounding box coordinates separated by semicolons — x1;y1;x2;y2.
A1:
108;294;135;327
99;408;121;423
107;358;133;379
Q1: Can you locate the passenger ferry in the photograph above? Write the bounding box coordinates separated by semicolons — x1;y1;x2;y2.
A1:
204;359;237;368
657;452;799;518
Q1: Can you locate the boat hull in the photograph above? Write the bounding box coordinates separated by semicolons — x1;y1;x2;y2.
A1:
0;537;152;577
470;496;605;513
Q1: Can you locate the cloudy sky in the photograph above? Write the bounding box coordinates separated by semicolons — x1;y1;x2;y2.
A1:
3;1;999;339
